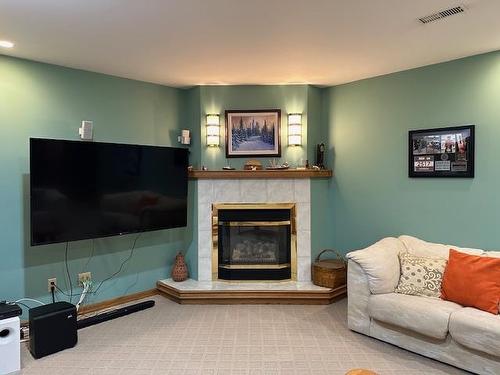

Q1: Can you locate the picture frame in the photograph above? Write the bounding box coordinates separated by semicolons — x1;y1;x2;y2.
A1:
408;125;475;178
225;109;281;158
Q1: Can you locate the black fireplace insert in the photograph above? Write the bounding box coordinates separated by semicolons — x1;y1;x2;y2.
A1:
217;208;292;280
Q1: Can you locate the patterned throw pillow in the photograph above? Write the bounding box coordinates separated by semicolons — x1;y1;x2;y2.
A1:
395;252;447;298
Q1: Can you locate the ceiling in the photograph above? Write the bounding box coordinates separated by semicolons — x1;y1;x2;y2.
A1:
1;0;500;87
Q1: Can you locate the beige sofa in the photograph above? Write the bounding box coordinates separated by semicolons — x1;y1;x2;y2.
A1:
346;235;500;375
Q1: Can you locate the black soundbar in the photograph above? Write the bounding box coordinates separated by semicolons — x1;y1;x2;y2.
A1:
77;300;155;330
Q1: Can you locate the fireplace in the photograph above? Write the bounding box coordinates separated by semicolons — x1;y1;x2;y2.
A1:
212;203;297;281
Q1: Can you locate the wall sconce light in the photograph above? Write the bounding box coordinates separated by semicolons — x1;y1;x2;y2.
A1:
288;113;302;146
206;114;220;147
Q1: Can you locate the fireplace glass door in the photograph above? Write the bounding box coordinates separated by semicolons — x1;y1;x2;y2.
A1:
217;208;292;280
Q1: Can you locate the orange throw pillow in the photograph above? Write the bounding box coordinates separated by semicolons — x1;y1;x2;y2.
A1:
441;249;500;314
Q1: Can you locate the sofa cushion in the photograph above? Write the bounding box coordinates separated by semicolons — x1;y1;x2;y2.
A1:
441;249;500;314
449;307;500;357
399;235;484;259
346;237;403;294
395;252;447;298
368;293;462;339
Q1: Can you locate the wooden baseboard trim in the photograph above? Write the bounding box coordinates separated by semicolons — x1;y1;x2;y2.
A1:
78;288;158;315
156;282;346;305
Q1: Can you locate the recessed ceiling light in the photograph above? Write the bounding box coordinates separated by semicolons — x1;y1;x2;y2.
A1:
0;40;15;48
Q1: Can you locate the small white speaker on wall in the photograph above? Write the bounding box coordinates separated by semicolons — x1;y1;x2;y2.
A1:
177;129;191;145
0;316;21;375
79;120;93;140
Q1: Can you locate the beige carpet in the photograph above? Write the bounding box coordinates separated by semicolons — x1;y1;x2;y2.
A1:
20;296;468;375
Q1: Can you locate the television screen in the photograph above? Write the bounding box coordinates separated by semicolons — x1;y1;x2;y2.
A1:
30;138;188;246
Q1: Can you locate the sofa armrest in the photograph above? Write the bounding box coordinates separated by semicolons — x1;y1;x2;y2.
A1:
346;237;403;294
347;260;371;335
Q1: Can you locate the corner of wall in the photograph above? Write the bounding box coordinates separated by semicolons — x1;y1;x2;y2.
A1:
308;86;336;258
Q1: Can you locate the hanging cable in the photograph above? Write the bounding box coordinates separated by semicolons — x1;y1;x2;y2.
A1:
82;238;95;273
91;233;141;296
15;298;44;306
76;280;91;311
8;301;31;310
64;242;73;303
54;284;86;298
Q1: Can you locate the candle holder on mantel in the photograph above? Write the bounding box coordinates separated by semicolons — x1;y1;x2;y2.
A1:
171;252;188;282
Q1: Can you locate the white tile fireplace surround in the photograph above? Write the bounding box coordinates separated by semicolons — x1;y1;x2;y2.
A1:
197;178;311;282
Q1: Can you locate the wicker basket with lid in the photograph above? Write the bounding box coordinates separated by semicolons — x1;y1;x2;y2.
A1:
312;249;347;288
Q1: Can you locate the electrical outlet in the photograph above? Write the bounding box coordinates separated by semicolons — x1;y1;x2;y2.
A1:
78;272;92;286
48;278;57;292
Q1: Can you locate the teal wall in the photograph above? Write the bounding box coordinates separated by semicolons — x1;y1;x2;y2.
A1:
324;51;500;253
3;48;499;307
180;87;201;279
0;55;189;310
183;85;330;274
308;86;334;260
197;85;310;170
0;57;325;299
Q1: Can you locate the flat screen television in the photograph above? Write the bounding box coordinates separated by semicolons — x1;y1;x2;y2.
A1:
30;138;189;246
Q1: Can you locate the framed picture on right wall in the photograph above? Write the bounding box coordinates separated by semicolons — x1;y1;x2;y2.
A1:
408;124;475;178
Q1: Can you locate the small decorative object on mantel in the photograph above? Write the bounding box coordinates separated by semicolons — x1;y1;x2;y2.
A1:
315;143;325;169
409;124;475;178
171;252;188;282
222;165;235;170
244;159;263;170
265;158;289;170
296;158;309;170
312;249;347;288
226;109;281;158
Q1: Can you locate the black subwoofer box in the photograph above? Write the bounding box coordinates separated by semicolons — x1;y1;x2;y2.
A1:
29;301;77;358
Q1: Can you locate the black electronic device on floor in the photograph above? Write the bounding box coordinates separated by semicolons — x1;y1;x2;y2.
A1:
0;302;22;320
29;301;77;359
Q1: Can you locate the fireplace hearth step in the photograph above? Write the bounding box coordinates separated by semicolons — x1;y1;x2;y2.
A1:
156;278;346;305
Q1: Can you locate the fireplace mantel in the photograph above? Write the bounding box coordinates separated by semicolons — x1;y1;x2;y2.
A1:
189;169;332;179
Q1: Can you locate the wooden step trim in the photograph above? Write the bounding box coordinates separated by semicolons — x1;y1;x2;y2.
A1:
156;281;346;305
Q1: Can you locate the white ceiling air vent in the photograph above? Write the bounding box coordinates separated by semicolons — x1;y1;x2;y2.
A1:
419;6;465;24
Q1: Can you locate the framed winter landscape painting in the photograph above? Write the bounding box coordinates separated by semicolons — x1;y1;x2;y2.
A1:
225;109;281;157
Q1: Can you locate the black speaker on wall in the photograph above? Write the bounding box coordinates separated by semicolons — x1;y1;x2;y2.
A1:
29;302;77;359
